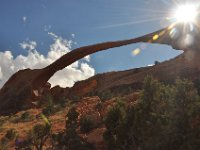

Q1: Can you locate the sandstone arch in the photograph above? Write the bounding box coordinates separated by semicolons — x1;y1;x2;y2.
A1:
0;23;195;115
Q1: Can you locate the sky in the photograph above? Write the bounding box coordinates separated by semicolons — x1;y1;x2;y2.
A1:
0;0;184;88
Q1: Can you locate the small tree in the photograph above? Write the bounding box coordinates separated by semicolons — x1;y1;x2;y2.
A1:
103;101;137;150
30;123;51;150
80;115;94;133
134;75;173;150
54;106;95;150
154;60;160;65
66;106;79;129
17;114;52;150
169;78;200;149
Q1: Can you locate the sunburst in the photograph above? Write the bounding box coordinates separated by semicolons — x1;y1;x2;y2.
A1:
172;4;198;24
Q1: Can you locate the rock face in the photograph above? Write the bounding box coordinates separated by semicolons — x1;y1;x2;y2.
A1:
50;85;70;104
68;79;98;99
64;51;200;99
0;23;198;115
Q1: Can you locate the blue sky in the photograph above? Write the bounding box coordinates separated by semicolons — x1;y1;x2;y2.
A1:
0;0;183;87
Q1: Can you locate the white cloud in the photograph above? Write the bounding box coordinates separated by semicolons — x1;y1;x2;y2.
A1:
19;40;37;51
147;64;154;67
48;32;72;51
71;34;75;38
22;16;27;22
0;33;95;88
84;55;91;62
80;63;95;77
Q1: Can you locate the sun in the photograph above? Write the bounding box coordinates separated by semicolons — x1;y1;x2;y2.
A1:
173;4;198;23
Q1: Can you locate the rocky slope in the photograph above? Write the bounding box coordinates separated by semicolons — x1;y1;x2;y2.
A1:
0;93;139;149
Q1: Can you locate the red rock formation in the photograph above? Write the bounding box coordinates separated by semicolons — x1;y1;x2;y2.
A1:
50;85;69;102
0;23;198;115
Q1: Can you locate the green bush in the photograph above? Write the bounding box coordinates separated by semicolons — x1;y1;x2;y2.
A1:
102;76;200;150
133;76;200;150
103;100;137;150
53;107;95;150
20;111;34;122
80;116;94;133
98;90;113;101
42;106;54;116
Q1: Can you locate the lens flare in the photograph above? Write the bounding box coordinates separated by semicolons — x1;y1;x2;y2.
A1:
132;48;141;56
173;4;198;23
153;34;159;40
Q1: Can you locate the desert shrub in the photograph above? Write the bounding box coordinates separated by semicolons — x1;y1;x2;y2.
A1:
0;117;7;133
20;111;34;122
70;95;81;101
41;96;60;116
58;96;68;107
0;129;17;150
104;103;124;133
5;128;17;141
21;111;30;120
0;117;7;127
66;106;79;129
86;91;96;97
80;115;94;133
42;106;54;116
0;137;9;150
98;90;113;101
